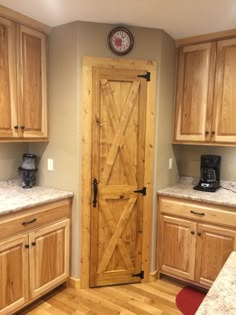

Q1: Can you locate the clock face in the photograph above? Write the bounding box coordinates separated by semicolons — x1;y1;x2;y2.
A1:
108;27;134;55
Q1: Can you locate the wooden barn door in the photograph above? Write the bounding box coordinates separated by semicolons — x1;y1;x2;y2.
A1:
89;67;148;287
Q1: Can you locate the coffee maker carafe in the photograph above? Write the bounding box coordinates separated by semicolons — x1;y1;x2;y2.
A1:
194;155;221;192
19;154;37;188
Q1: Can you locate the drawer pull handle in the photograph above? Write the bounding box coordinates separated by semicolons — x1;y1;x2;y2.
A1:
190;211;205;216
22;218;37;226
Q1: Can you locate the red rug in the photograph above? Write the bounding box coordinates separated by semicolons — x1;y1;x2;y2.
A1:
176;286;207;315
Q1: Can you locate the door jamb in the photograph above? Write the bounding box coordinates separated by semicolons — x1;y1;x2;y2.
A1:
81;56;157;288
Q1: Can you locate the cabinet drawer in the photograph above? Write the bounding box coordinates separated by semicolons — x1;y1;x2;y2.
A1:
159;196;236;228
0;199;71;240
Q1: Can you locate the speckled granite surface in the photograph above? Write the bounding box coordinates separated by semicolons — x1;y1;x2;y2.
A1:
0;179;73;215
195;251;236;315
158;177;236;208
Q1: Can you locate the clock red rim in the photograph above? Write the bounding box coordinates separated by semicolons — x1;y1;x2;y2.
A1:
108;27;134;56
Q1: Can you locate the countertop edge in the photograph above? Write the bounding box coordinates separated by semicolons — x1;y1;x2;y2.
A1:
157;190;236;208
1;193;74;216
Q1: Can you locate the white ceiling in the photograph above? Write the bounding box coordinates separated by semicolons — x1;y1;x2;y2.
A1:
0;0;236;39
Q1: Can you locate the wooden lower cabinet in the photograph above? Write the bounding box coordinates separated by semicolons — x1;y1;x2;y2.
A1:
158;196;236;288
29;219;70;299
195;224;236;286
0;234;29;315
160;215;196;280
0;199;71;315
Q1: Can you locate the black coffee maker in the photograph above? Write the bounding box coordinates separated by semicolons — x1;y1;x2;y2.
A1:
19;154;37;188
194;155;221;192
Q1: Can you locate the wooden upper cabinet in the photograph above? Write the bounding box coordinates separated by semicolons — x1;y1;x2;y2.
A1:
174;37;236;145
17;26;47;139
175;43;216;142
0;17;17;138
0;19;47;141
212;38;236;143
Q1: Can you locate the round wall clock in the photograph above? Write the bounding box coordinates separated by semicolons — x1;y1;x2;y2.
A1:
108;27;134;56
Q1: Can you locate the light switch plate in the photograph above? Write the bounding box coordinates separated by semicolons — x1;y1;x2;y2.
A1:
48;158;54;171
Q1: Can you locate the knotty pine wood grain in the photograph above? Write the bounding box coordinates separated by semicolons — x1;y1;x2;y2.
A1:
81;57;157;288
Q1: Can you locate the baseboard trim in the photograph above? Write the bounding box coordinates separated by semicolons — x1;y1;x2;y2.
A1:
69;277;81;289
149;271;159;282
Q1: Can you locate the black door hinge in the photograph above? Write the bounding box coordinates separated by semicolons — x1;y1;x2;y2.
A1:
132;270;144;279
134;187;146;196
137;72;150;81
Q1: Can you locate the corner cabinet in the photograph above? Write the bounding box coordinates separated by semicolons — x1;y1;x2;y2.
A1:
174;38;236;145
0;199;71;315
157;196;236;288
0;18;47;142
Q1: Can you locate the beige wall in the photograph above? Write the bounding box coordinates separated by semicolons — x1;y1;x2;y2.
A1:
176;145;236;181
29;21;177;278
0;143;28;180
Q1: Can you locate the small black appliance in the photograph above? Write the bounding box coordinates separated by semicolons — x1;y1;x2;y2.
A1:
194;155;221;192
19;154;37;188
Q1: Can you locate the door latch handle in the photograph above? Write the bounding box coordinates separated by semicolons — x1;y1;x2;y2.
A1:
93;178;98;208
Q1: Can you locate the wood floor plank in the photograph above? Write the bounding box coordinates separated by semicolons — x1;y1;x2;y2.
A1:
17;279;183;315
78;288;132;315
132;283;178;303
97;286;155;315
115;285;181;315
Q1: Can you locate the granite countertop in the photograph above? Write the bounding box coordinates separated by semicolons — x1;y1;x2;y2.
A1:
158;177;236;208
0;179;74;215
195;251;236;315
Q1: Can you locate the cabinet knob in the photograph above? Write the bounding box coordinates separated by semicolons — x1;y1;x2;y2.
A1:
25;244;29;249
14;125;19;130
191;231;195;235
21;126;25;130
31;242;36;246
205;131;209;135
211;131;215;135
197;232;202;237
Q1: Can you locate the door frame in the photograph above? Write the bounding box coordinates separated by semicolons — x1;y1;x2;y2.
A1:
81;56;157;288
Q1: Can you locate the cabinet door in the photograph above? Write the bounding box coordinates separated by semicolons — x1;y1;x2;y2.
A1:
195;223;236;287
175;43;216;142
0;234;29;315
0;17;18;138
160;215;197;280
29;219;70;299
17;25;47;138
212;38;236;143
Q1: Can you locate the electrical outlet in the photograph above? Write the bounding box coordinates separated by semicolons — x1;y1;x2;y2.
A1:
168;158;173;170
48;159;54;171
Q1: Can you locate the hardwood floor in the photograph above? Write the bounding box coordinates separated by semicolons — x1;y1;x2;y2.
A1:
16;279;183;315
